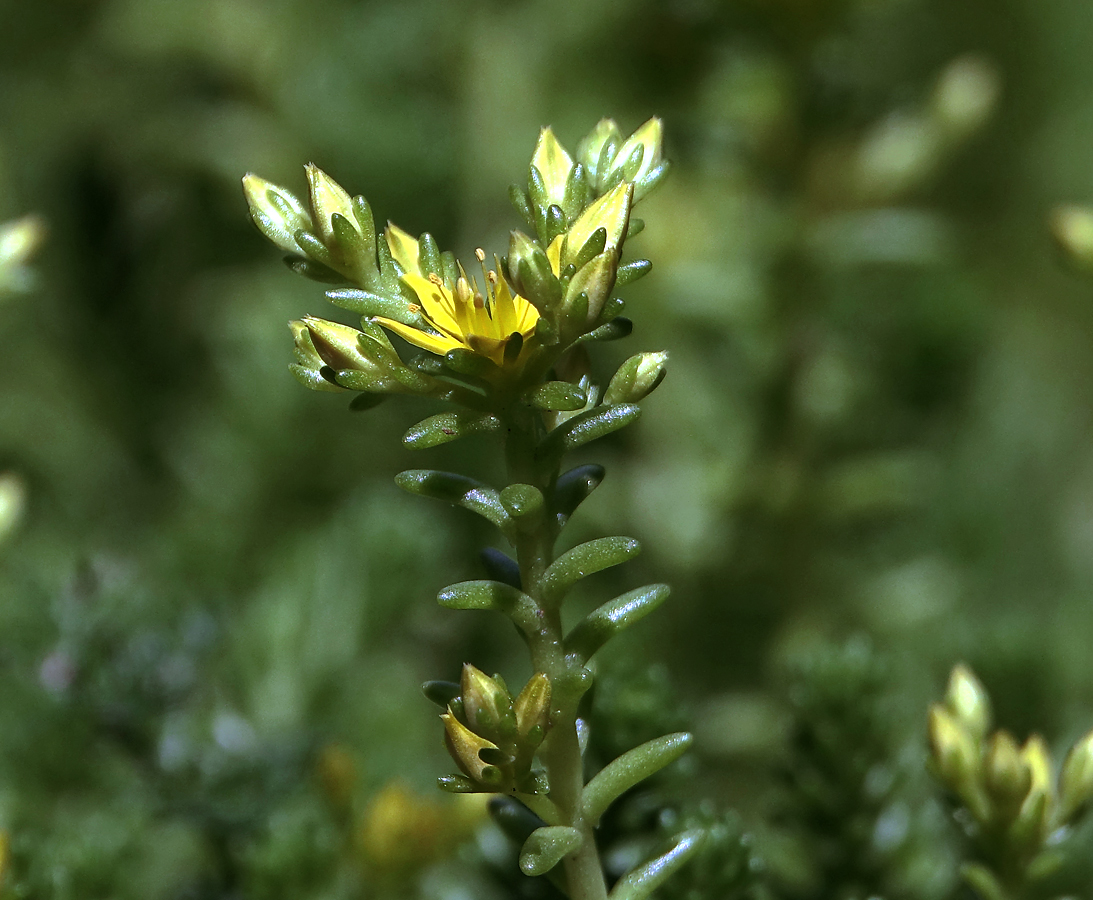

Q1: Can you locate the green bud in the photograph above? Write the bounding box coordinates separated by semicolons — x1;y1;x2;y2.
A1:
1013;735;1054;844
302;315;382;373
603;352;668;405
944;663;992;741
576;118;623;189
928;704;988;819
288;320;349;393
242;175;313;254
306;163;357;245
610;117;664;199
984;731;1031;820
508;230;561;311
461;664;514;736
513;673;552;748
531;128;575;209
1057;728;1093;824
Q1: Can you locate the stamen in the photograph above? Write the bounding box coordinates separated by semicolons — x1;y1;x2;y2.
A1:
474;248;486;262
473;291;485;310
455;277;472;305
428;273;443;286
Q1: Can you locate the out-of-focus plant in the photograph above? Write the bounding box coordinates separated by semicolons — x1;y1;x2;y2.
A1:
928;664;1093;900
0;214;44;297
767;638;956;900
244;118;708;899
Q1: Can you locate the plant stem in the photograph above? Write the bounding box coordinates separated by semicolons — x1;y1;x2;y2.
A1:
504;407;609;900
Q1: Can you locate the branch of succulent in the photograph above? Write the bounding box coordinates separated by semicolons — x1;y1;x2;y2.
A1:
245;118;702;899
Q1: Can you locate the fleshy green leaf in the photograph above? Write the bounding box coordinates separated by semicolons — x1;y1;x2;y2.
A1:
543;404;641;458
609;829;705;900
445;348;500;378
489;797;544;843
422;680;461;708
403;411;500;449
616;259;652;286
480;547;521;589
437;580;540;635
519;826;584;877
540;536;641;606
583;315;632;343
961;863;1007;900
564;584;670;660
395;470;509;530
582;733;693;826
500;484;544;519
284;256;346;283
326;288;422;326
554;464;606;527
526;381;588;411
437;774;480;793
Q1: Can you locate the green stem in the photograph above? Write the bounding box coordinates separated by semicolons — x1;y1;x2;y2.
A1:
504;406;608;900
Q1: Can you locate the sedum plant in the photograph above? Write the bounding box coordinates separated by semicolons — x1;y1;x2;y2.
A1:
244;119;701;899
928;664;1093;900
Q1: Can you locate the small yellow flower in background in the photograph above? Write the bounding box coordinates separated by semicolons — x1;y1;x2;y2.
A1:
374;250;539;367
357;781;486;875
317;742;358;811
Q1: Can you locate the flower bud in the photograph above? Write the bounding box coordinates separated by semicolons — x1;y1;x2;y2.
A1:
242;175;313;254
563;250;618;326
306;163;357;244
576;119;623;187
513;673;551;748
928;704;984;813
1015;735;1054;841
604;352;668;405
984;730;1032;820
611;117;664;198
461;664;514;737
531;128;575;209
288;320;350;393
944;663;992;741
442;707;504;787
564;182;632;270
302;316;381;373
508;230;561;311
1058;728;1093;824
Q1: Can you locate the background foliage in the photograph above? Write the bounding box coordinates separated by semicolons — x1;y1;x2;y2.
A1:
4;0;1093;897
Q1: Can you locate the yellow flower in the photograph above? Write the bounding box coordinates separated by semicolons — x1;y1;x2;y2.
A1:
374;250;539;367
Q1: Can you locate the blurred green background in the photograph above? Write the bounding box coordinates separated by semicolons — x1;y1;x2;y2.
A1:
4;0;1093;897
